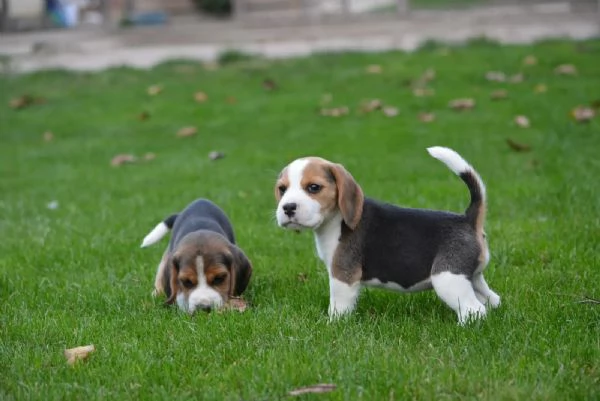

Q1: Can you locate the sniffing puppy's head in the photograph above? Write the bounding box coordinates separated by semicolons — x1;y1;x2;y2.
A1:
274;157;364;231
165;231;252;314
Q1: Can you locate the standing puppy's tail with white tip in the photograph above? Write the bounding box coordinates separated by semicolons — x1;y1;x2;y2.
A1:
426;146;487;232
140;214;178;248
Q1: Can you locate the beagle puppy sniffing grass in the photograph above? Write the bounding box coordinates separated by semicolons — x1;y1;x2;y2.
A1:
274;147;500;324
141;199;252;314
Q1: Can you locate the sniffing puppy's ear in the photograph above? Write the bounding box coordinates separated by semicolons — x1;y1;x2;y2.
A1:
165;256;180;305
228;244;253;296
329;163;364;230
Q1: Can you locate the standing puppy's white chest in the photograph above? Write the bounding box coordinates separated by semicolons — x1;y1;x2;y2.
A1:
314;214;343;274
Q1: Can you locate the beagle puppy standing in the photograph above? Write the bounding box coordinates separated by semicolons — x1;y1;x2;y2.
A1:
274;147;500;324
141;199;252;314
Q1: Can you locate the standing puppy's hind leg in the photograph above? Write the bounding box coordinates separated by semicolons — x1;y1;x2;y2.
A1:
431;271;486;325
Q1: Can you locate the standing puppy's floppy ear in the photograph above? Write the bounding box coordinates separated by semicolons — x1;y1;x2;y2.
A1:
329;163;364;230
165;256;180;305
228;245;253;296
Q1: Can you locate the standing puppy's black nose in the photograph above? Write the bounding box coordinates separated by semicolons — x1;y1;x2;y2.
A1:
283;202;297;217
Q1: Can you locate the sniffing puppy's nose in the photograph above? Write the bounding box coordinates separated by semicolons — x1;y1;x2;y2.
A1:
283;202;297;217
198;304;212;312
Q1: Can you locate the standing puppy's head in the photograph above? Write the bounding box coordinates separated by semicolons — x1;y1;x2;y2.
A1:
274;157;364;231
165;231;252;314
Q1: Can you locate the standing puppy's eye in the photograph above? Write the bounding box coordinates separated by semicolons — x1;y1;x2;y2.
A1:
306;184;322;194
212;274;227;286
278;185;287;196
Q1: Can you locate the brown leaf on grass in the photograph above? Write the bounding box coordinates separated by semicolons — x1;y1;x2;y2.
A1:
514;115;530;128
366;64;382;74
420;68;436;83
297;273;308;283
138;111;150;121
418;112;435;123
413;88;435;97
577;296;600;305
360;99;383;113
223;297;248;312
509;73;524;83
147;85;163;96
506;138;531;152
43;131;54;142
9;95;45;110
262;78;278;91
64;344;95;365
226;96;237;104
490;89;508;100
111;154;137;166
288;384;337;396
208;151;225;161
523;55;538;66
570;106;595;122
320;107;349;117
382;106;399;117
143;152;156;161
194;91;208;103
485;71;506;82
321;93;333;105
554;64;577;76
449;98;475;111
591;99;600;110
534;84;547;94
177;126;197;138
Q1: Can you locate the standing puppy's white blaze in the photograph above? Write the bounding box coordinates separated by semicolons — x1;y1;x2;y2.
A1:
276;159;325;229
431;272;486;325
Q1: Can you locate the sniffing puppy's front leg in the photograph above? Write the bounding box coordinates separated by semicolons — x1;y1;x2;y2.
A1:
328;277;361;319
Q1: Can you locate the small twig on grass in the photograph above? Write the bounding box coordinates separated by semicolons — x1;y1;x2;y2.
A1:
576;296;600;305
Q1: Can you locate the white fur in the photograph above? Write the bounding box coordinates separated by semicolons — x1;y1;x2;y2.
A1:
431;272;487;325
472;273;501;308
427;146;486;199
314;213;343;274
141;222;169;248
329;278;361;318
364;277;433;292
177;256;225;314
276;159;325;230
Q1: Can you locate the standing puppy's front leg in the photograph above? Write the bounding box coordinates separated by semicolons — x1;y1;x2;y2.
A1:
328;277;361;318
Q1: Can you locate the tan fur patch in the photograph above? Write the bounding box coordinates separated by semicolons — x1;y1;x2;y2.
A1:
274;167;289;203
300;159;338;215
153;250;169;296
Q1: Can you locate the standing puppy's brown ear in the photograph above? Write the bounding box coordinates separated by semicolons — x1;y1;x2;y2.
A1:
329;163;364;230
165;256;180;305
228;245;253;296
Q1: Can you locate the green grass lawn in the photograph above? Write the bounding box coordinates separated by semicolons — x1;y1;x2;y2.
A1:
1;39;599;400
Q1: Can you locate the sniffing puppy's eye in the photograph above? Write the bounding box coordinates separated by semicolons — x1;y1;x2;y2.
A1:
181;278;195;289
306;183;322;194
278;185;287;196
212;274;227;286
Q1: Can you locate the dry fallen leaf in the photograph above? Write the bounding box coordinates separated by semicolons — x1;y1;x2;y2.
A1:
226;96;237;104
366;64;382;74
321;93;333;105
224;297;247;312
554;64;577;76
534;84;548;94
413;88;435;97
360;99;383;113
591;99;600;110
138;111;150;121
9;95;45;110
320;107;349;117
382;106;399;117
262;78;278;91
514;115;530;128
143;152;156;161
64;344;95;365
208;151;225;161
176;126;197;138
43;131;54;142
506;138;532;152
147;85;163;96
571;106;595;122
523;55;538;66
289;384;336;396
449;98;475;111
490;89;508;100
509;73;524;83
418;112;435;123
485;71;506;82
297;273;308;282
194;91;208;103
111;154;137;166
